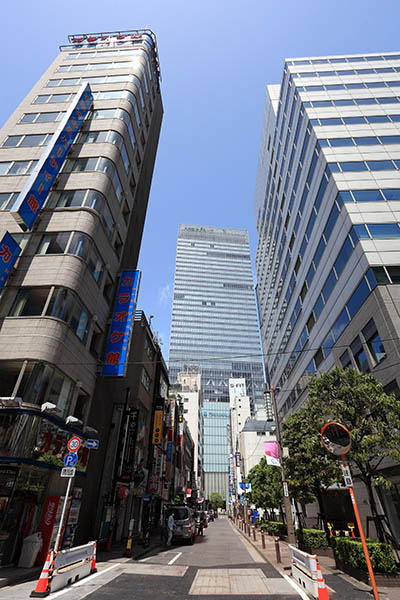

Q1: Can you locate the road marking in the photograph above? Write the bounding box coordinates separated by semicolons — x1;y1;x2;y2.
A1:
48;563;121;598
168;551;182;565
281;572;310;600
139;556;152;562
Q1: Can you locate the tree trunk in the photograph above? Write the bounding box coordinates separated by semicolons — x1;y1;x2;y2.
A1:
315;486;330;541
364;476;385;543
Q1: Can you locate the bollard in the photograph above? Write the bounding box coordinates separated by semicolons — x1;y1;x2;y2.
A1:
248;523;251;536
274;537;281;563
261;530;266;549
253;526;256;541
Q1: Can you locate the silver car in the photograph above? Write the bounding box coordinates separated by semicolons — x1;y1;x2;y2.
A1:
166;506;196;545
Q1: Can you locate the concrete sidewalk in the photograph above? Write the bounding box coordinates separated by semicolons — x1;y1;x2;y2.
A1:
230;518;400;599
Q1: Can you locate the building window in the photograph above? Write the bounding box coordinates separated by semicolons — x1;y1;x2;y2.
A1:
351;336;370;373
362;319;386;364
339;350;351;369
141;367;151;392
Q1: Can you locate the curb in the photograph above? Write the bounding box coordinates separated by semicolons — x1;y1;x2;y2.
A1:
0;567;42;589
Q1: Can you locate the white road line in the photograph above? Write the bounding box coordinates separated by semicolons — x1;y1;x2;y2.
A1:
281;572;310;600
168;552;182;565
48;563;121;598
139;555;152;562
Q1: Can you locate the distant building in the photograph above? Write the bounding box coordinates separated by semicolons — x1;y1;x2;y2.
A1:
169;224;265;499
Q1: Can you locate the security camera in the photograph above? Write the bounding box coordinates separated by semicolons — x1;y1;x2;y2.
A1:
66;416;83;426
41;402;57;412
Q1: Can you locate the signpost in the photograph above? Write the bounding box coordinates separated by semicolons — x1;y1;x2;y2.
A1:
67;437;81;452
321;422;380;600
64;453;78;468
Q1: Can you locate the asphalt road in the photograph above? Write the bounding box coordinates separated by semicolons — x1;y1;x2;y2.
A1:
0;517;306;599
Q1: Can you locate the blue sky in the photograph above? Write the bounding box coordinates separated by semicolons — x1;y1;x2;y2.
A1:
1;0;399;359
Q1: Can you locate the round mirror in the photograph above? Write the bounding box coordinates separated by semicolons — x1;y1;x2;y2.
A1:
321;422;352;456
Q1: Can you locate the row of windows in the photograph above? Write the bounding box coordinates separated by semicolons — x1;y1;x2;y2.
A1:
33;92;76;105
340;320;386;372
78;129;130;173
338;188;400;203
352;222;400;239
90;107;139;152
2;133;51;148
0;160;37;176
55;189;114;238
57;59;139;72
294;67;400;78
66;46;149;59
304;96;400;108
311;113;400;126
8;286;92;343
320;135;400;148
60;48;153;82
296;80;400;93
37;231;104;282
62;156;124;203
46;74;147;111
328;159;400;173
18;111;65;124
287;54;400;66
278;269;376;391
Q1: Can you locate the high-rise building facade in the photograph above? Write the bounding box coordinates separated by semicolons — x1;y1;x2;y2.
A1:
255;52;400;534
0;30;163;562
169;225;264;498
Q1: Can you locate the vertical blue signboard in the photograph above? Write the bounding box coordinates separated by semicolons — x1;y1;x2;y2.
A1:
0;232;21;292
102;270;141;376
10;83;93;231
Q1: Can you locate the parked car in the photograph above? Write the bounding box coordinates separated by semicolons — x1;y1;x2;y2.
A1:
163;506;196;545
206;509;214;522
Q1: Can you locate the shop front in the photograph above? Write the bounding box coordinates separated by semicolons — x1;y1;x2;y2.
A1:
0;406;89;565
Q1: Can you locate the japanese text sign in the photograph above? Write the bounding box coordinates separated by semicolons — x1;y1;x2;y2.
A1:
102;270;141;376
10;83;93;230
0;232;21;292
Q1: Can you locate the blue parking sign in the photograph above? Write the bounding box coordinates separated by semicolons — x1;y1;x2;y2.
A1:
64;452;78;467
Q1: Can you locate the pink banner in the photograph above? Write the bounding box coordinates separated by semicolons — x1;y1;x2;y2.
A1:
264;441;280;459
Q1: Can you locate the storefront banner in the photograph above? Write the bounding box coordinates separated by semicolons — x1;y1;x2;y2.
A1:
0;231;21;292
152;410;163;445
37;495;61;564
10;83;93;230
118;409;138;481
102;270;141;376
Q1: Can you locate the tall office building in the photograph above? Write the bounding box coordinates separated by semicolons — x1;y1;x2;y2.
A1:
0;30;163;562
255;52;400;534
169;225;264;498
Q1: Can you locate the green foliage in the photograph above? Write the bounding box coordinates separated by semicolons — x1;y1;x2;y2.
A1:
308;367;400;541
296;528;329;549
333;537;396;574
282;405;342;506
260;520;287;536
246;457;282;511
209;492;224;510
308;368;400;482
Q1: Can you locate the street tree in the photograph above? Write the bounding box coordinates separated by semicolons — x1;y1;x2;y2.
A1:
307;367;400;542
246;457;283;519
209;491;224;510
282;404;342;529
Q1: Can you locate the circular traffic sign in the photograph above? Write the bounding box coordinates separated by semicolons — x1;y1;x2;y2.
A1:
67;437;81;452
321;422;352;456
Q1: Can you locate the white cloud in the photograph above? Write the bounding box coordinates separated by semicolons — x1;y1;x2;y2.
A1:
159;283;172;306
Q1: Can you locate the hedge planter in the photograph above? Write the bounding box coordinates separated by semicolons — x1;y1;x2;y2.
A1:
335;557;400;587
298;543;334;559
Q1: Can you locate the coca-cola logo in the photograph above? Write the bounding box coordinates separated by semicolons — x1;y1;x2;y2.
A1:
44;501;56;527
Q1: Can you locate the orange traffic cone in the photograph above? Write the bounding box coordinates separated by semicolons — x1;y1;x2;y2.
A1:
90;541;97;574
124;533;133;557
316;559;330;600
30;551;53;597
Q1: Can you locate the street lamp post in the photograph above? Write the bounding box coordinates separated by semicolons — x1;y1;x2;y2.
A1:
268;386;296;545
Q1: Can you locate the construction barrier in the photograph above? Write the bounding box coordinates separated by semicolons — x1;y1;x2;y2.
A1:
289;545;330;599
31;541;96;597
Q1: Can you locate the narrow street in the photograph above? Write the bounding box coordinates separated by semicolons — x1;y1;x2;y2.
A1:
0;517;303;600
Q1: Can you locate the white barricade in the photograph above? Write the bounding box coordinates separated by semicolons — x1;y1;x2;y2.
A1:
50;541;96;593
289;544;319;598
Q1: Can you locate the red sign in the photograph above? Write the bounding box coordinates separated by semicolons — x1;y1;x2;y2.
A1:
37;495;60;563
67;437;81;452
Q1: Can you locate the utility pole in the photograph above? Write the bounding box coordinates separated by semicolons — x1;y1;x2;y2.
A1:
269;386;296;544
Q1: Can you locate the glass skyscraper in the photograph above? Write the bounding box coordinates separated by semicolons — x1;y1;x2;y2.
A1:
255;51;400;418
169;224;264;498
